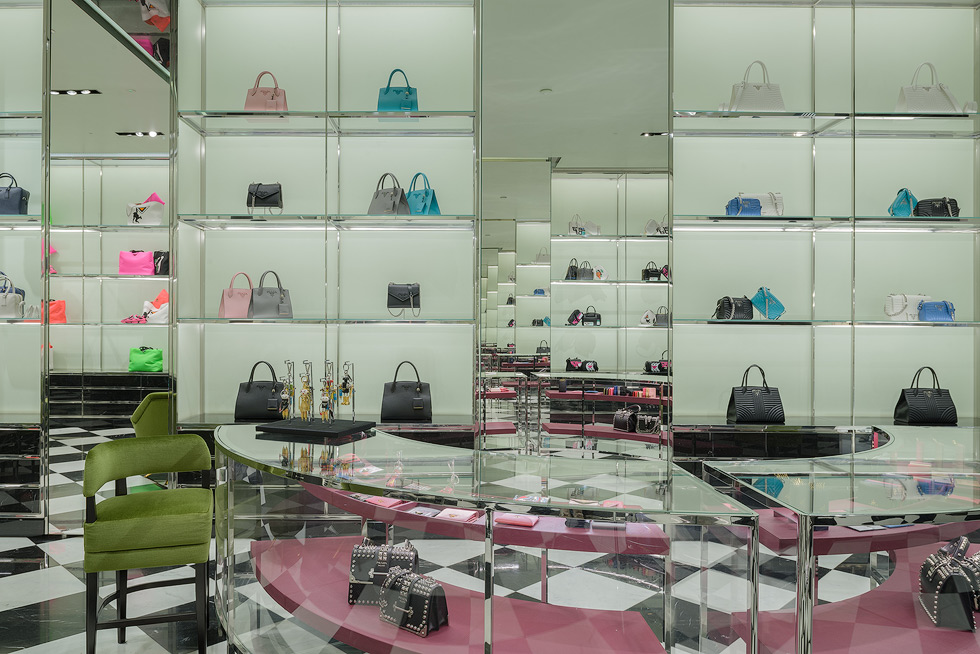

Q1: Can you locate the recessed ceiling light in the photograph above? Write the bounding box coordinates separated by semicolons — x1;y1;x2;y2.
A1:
116;131;167;137
148;131;157;137
66;90;77;95
640;132;666;137
80;90;91;95
49;89;102;96
499;196;508;199
49;91;59;95
135;131;143;137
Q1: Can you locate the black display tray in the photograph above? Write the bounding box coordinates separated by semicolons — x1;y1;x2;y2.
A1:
256;418;377;444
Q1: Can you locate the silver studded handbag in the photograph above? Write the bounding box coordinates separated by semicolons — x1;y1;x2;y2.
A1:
919;537;977;631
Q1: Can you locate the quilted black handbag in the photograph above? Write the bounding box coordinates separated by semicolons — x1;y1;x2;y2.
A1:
613;405;640;432
919;537;977;631
913;197;959;217
577;260;594;280
380;361;432;422
0;173;29;215
246;182;282;211
894;366;957;425
234;361;286;422
727;364;785;424
582;305;601;326
378;567;449;637
714;296;754;320
348;538;418;606
564;258;579;281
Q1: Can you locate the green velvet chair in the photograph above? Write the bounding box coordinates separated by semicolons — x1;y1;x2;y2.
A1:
130;391;174;438
83;434;213;654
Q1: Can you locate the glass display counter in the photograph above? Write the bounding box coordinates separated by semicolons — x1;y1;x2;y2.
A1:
214;425;758;654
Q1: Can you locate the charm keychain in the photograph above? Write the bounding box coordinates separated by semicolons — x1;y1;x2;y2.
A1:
320;360;336;424
340;362;355;420
299;360;314;421
284;360;296;419
439;460;460;494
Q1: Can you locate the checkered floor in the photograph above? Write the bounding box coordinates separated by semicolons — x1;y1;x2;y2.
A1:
0;429;885;653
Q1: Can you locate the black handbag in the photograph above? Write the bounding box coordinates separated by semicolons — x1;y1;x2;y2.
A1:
914;197;959;217
919;537;977;631
531;318;544;326
378;567;449;637
641;261;662;281
536;340;550;354
564;258;579;281
348;538;418;606
613;404;640;432
153;250;170;275
0;173;29;215
645;350;670;375
894;366;957;425
577;260;594;280
246;182;283;211
387;282;421;317
582;305;601;326
506;294;514;305
234;361;286;422
566;357;598;372
380;361;432;422
727;364;785;424
566;309;583;325
714;296;753;320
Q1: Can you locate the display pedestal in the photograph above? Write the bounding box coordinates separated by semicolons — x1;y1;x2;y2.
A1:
256;418;376;443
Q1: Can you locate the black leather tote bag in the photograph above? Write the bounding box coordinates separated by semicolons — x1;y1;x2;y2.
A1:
727;364;785;424
380;361;432;422
894;366;957;425
235;361;285;421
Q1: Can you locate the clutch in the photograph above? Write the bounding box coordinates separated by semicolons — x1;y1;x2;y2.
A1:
387;282;421;317
645;350;670;376
750;287;785;320
377;69;418;112
888;188;917;217
727;364;785;424
348;537;418;606
435;507;478;522
244;71;287;111
234;361;286;422
119;250;155;275
153;251;170;276
894;366;957;426
714;296;753;320
726;192;784;217
918;300;954;322
247;183;283;211
494;513;539;527
378;567;449;637
128;346;163;372
380;361;432;423
885;293;932;321
914;197;960;217
566;309;583;326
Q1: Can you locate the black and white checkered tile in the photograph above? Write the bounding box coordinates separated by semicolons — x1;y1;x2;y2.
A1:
0;430;880;653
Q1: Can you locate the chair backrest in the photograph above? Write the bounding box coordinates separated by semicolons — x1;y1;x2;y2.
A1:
130;392;175;437
83;434;211;498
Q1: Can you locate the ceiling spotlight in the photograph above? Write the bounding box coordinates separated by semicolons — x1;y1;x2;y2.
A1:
135;131;143;137
66;90;77;95
148;131;157;137
80;90;91;95
641;132;666;137
49;90;60;95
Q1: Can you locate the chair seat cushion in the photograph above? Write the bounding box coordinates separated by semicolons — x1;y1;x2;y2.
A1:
85;488;213;554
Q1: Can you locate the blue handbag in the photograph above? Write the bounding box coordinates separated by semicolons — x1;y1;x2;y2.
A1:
918;300;954;322
377;69;418;112
533;288;546;296
725;196;762;216
888;188;917;217
405;173;440;215
750;286;785;320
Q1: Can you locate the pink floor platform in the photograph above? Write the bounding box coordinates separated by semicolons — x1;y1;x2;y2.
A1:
542;422;668;445
251;535;666;654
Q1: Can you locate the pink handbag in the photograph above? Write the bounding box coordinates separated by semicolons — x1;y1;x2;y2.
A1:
244;71;287;111
119;250;155;275
218;272;253;319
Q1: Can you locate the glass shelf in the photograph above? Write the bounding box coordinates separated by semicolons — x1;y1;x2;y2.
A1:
551;280;671;286
0;217;43;228
50;224;169;231
0;112;42;137
674;318;980;327
178;215;326;230
673;217;980;232
550;233;670;240
328;112;474;137
177;318;327;325
515;263;550;268
673;111;851;137
51;274;169;280
178;111;328;137
50;322;170;327
329;215;475;229
178;318;476;325
199;0;474;7
179;110;475;138
551;324;630;330
515;294;550;299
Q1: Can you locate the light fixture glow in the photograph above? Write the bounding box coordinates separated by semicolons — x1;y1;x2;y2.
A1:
49;91;59;95
80;90;91;95
66;90;77;95
148;131;157;137
135;131;143;137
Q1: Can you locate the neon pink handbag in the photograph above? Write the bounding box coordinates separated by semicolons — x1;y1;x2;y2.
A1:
218;272;253;319
119;250;155;275
244;71;287;111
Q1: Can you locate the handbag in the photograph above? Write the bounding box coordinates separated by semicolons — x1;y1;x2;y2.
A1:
612;405;640;433
568;214;585;236
914;197;960;217
126;192;165;225
584;221;601;236
582;305;601;326
380;361;432;423
750;287;785;320
378;567;449;637
566;309;583;326
505;294;514;305
725;196;762;216
234;361;286;422
885;293;932;321
728;60;785;112
918;300;955;322
894;366;957;425
536;340;550;354
897;63;964;114
566;358;598;372
119;250;155;275
726;192;784;217
247;183;283;212
727;364;785;424
0;272;25;300
564;258;579;281
24;300;66;324
218;272;253;319
654;305;670;326
888;188;917;217
644;217;668;236
531;318;544;327
406;173;440;215
244;71;287;111
0;278;24;319
534;247;550;263
577;260;594;280
377;69;418;112
919;538;977;630
251;270;293;319
0;173;29;215
645;350;670;376
387;282;421;317
153;250;169;275
714;296;753;320
128;346;163;372
368;173;411;215
641;261;663;282
347;537;418;606
532;288;546;296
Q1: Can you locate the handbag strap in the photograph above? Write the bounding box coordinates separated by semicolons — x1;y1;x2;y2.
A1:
884;294;909;317
537;247;548;256
656;305;668;315
250;71;281;97
392;360;423;389
646;260;658;270
376;173;400;191
741;364;770;391
409;173;430;192
580;260;591;267
910;366;940;391
385;68;411;91
722;296;736;319
568;257;578;267
910;62;938;87
0;173;17;188
586;305;597;313
0;276;13;297
743;60;771;84
258;270;284;292
944;197;953;216
539;340;548;347
228;272;253;291
247;361;277;388
660;349;668;359
570;213;583;227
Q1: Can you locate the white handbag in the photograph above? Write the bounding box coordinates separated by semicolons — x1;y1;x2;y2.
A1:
534;247;550;264
584;220;601;236
568;214;585;236
884;293;932;321
0;280;23;319
737;192;784;216
126;193;166;225
728;61;785;112
144;301;169;324
896;63;966;114
645;217;668;236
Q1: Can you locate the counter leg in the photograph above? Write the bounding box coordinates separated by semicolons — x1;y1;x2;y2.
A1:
485;508;494;653
796;514;815;654
540;549;548;603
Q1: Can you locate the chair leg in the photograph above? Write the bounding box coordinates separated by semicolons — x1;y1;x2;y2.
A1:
195;562;208;654
85;572;98;654
116;569;127;643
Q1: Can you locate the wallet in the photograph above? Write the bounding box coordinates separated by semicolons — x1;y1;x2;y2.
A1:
407;506;442;517
493;513;540;527
435;507;480;522
365;496;404;508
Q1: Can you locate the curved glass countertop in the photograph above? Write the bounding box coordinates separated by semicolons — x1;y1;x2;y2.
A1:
214;424;755;524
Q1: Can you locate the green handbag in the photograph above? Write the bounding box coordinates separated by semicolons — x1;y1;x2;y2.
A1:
129;346;163;372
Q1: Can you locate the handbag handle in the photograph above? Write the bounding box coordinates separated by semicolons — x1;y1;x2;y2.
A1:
246;360;278;390
376;173;400;191
580;260;591;267
392;360;423;390
743;60;771;84
884;293;909;317
660;349;668;359
646;260;659;270
571;213;583;226
250;71;281;97
539;339;548;347
740;364;770;391
0;276;12;296
586;305;597;313
719;295;736;320
568;257;578;266
385;69;411;92
910;62;939;87
227;272;253;291
656;305;668;314
409;172;430;192
258;270;284;292
910;366;941;391
0;173;17;188
537;247;548;256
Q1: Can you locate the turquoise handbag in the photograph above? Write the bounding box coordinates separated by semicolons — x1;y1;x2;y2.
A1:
406;173;440;215
378;69;418;112
888;188;917;217
750;287;785;320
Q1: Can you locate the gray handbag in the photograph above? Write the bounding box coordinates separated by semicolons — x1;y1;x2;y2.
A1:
0;174;29;215
368;173;411;215
654;305;670;326
0;277;24;319
250;270;293;319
